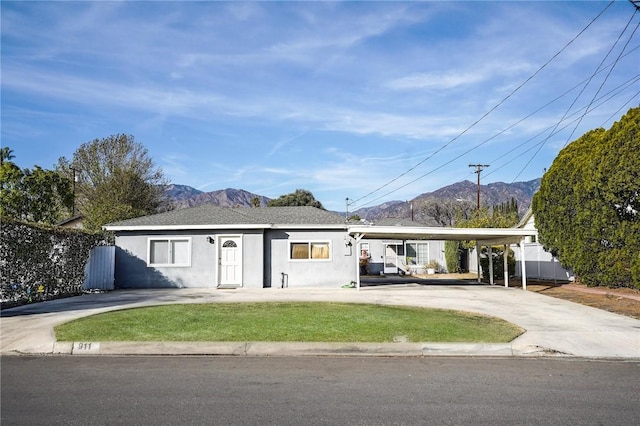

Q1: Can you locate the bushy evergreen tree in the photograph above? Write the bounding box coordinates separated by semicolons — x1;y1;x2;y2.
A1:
533;107;639;288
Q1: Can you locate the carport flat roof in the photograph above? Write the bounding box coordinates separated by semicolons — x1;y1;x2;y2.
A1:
348;224;537;245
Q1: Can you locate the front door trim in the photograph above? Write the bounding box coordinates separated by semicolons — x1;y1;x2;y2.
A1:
217;234;243;288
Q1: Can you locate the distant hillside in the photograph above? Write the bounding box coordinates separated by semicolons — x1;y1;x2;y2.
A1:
164;178;540;222
350;178;541;223
165;184;203;203
167;186;271;208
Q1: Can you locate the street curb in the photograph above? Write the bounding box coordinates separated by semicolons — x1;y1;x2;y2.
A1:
50;341;516;357
18;341;640;359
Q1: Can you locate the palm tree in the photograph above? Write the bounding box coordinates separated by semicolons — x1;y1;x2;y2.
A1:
0;147;15;165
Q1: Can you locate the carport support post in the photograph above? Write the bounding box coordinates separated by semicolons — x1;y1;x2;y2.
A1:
476;242;482;283
503;244;509;288
354;233;364;291
520;238;527;291
488;245;494;285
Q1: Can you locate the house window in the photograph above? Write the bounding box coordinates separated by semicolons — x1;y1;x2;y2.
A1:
406;242;429;265
289;241;331;261
148;238;191;267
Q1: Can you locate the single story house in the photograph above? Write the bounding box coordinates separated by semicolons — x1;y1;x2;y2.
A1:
104;205;541;290
104;205;357;289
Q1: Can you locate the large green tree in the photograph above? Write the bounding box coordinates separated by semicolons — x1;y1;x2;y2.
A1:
58;134;168;231
0;149;73;224
532;107;639;288
267;189;325;209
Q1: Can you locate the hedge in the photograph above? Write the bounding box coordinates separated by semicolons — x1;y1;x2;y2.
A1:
0;217;113;309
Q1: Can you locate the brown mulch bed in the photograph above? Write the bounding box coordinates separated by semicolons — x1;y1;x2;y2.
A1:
506;279;640;320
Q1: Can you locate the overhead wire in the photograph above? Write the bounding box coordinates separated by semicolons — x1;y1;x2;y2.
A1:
487;87;640;180
347;0;616;209
510;7;640;182
483;73;640;176
563;11;640;147
349;49;639;210
354;75;640;210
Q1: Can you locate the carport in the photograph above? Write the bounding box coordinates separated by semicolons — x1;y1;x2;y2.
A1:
348;224;538;291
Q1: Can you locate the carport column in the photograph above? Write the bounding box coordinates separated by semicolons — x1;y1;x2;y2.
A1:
520;238;527;291
503;244;509;288
488;245;494;285
476;242;482;283
354;233;364;291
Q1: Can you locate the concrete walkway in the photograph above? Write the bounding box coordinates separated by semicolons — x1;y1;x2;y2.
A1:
1;285;639;359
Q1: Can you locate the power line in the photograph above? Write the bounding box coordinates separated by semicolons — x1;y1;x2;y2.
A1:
511;8;640;182
349;64;639;211
350;69;639;211
348;1;616;209
483;74;640;179
563;10;640;148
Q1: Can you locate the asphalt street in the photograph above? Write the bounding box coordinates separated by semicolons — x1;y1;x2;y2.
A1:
2;356;639;425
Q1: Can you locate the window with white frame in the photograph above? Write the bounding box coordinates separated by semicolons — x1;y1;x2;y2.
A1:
148;237;191;267
406;242;430;265
289;241;331;261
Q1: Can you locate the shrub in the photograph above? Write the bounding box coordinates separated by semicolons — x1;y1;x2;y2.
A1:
0;217;112;309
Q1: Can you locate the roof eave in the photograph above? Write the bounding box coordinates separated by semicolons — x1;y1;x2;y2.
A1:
103;224;272;232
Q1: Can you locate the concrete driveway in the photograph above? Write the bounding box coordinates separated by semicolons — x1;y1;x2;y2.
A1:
1;284;639;359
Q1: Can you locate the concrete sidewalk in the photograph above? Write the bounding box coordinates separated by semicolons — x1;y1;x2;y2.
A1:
1;285;639;359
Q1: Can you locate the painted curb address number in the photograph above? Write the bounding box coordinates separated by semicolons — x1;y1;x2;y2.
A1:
73;342;100;353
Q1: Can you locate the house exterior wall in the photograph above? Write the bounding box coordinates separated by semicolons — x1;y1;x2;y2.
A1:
362;239;448;274
266;229;356;288
114;229;265;289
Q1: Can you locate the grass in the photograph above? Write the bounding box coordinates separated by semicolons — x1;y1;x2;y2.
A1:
54;302;523;343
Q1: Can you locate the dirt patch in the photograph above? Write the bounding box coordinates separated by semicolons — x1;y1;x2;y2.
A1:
508;279;640;320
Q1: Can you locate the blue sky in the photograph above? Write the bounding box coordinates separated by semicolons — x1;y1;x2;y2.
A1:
2;1;639;211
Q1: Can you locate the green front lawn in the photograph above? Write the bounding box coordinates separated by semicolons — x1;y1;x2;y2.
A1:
54;302;523;343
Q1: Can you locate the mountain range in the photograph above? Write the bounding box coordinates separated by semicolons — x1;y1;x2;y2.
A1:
165;178;541;224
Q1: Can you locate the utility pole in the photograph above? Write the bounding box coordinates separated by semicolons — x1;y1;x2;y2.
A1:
345;197;350;220
469;164;489;210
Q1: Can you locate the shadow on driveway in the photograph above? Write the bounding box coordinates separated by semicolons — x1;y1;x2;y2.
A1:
360;275;484;287
0;289;218;318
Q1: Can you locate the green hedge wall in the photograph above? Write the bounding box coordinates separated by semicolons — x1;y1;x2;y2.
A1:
0;217;113;309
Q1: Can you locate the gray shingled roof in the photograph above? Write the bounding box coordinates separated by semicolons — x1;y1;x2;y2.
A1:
105;205;346;229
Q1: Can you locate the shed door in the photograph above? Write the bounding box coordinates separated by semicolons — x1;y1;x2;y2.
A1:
218;236;242;287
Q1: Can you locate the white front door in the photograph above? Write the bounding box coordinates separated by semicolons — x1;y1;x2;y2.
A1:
384;244;399;274
218;235;242;287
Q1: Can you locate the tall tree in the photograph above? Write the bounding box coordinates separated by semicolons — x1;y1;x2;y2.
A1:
419;199;474;226
532;107;639;289
267;189;325;209
0;149;72;224
58;134;168;231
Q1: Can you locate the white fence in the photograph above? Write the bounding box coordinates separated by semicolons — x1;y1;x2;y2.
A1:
513;243;573;282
